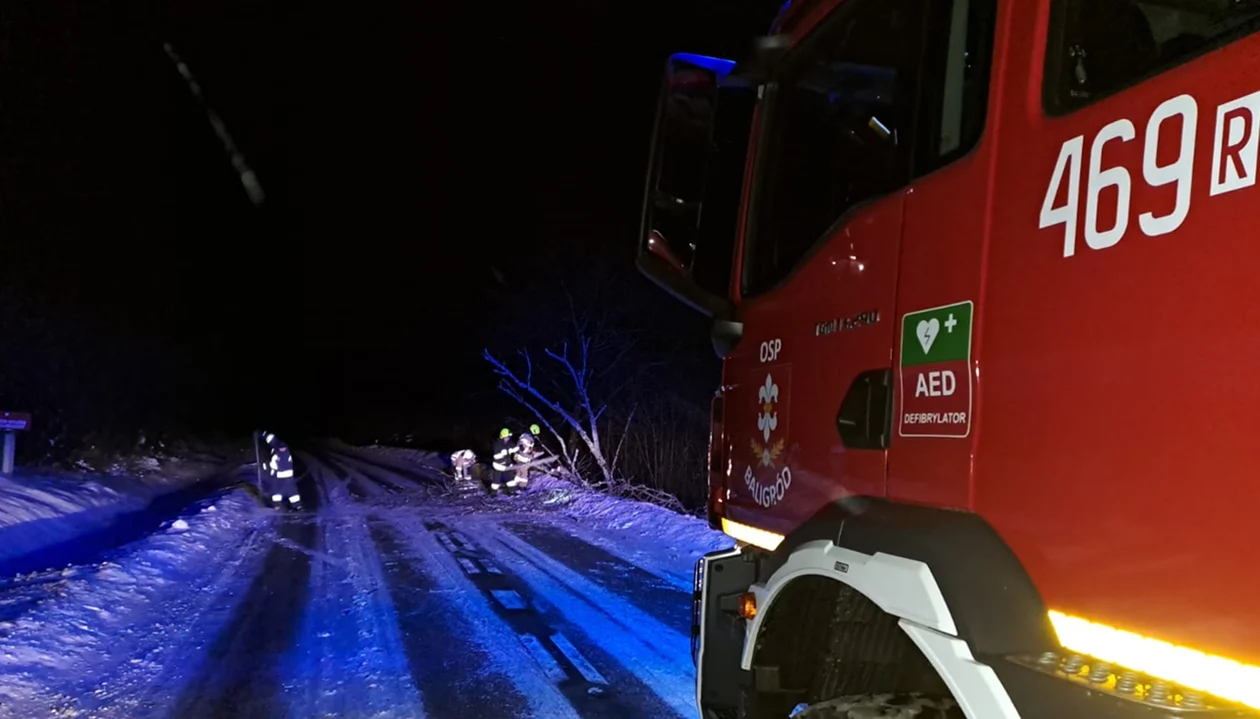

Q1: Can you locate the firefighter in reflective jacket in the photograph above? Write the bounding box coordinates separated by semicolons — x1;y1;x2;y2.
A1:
450;448;476;481
490;427;515;493
512;425;542;487
260;431;301;509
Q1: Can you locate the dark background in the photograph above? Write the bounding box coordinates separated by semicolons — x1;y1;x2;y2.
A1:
0;0;783;457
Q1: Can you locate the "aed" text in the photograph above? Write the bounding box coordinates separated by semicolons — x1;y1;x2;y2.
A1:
915;370;956;398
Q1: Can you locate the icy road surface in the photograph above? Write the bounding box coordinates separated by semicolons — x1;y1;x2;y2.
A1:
0;445;728;719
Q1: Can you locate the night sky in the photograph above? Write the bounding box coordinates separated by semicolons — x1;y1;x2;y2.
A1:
0;0;781;445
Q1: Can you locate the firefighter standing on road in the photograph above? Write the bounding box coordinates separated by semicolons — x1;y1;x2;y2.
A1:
259;431;301;509
490;427;515;494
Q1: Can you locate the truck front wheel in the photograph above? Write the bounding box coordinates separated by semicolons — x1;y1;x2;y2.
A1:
740;576;959;719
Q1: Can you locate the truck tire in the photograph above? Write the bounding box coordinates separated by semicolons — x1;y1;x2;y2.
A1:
791;693;962;719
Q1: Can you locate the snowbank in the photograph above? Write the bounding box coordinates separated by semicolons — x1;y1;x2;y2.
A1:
0;491;266;719
528;474;732;559
0;455;237;571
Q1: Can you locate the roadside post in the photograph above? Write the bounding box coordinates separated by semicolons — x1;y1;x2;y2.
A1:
0;412;33;476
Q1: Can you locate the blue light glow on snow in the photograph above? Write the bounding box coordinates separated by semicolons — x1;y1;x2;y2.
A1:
0;445;735;718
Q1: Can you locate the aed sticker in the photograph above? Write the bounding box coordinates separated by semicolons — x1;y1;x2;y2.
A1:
898;301;973;438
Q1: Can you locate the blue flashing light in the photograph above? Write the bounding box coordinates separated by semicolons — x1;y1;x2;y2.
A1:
670;53;737;78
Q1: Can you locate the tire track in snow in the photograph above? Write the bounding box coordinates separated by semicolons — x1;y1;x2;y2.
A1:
303;450;379;500
283;464;426;718
317;450;410;496
296;455;330;509
298;451;366;501
325;447;438;488
0;492;275;719
534;515;698;593
423;518;687;718
317;459;578;718
168;510;318;718
325;451;409;496
366;518;532;719
503;521;692;635
379;511;582;719
349;462;412;494
469;520;696;717
325;452;394;497
71;499;273;718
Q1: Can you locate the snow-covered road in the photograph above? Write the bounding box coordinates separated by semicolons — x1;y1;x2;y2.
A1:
0;445;728;719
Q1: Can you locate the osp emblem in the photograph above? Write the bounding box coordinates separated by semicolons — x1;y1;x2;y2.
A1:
745;370;793;508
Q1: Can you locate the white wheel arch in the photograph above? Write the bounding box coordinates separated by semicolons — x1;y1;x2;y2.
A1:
739;539;1022;719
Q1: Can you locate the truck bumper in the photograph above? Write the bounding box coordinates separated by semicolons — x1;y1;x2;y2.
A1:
694;547;755;718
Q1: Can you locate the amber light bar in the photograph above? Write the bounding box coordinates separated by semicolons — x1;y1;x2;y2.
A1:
1049;610;1260;710
720;518;784;551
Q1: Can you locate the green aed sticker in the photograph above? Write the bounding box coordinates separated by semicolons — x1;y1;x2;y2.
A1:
899;301;974;438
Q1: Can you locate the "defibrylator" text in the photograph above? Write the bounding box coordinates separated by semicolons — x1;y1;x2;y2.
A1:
902;412;967;425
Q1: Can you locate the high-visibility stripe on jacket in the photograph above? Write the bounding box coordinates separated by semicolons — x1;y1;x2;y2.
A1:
492;436;513;471
261;431;294;478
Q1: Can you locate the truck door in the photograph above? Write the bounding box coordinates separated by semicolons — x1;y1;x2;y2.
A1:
720;0;1000;536
720;0;924;535
887;0;999;510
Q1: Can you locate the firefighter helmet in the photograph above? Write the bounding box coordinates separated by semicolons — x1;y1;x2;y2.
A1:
530;423;541;435
499;427;511;439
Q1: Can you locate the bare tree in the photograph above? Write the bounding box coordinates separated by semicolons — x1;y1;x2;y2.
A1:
482;244;719;507
483;307;637;488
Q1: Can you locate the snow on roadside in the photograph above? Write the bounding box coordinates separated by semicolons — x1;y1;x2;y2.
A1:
0;460;238;568
0;474;168;567
528;474;731;561
0;490;272;719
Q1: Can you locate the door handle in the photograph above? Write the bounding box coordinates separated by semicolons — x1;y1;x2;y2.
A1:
836;369;891;450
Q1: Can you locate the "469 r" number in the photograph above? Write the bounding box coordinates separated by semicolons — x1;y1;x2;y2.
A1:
1039;94;1198;257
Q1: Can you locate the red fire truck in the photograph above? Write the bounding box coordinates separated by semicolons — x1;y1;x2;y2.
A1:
639;0;1260;717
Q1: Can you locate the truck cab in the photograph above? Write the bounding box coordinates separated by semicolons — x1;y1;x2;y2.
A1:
639;0;1260;716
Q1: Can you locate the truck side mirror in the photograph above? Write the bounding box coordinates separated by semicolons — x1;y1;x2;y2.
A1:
723;35;791;87
637;52;754;325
